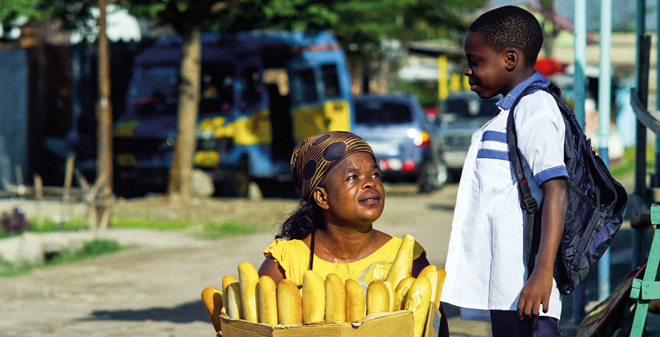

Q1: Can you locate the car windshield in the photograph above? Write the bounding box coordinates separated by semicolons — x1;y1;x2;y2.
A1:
355;100;413;125
445;96;499;118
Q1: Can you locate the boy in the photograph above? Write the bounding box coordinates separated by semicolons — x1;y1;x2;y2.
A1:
441;6;568;337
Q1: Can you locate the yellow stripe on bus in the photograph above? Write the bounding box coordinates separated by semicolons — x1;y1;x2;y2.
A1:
292;99;350;144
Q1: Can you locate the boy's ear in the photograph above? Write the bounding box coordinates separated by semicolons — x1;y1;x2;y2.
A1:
313;186;330;210
504;48;519;71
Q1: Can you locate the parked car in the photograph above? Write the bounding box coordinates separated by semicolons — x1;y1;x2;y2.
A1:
353;94;447;193
436;91;500;179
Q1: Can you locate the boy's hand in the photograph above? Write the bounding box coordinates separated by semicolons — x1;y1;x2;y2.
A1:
517;268;553;319
516;178;567;320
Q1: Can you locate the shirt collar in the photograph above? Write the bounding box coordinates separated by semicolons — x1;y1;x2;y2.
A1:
496;71;550;110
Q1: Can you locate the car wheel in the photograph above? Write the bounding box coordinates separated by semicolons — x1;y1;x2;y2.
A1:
220;159;250;198
418;160;448;193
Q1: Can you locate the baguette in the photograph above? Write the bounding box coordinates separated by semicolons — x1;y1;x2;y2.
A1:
366;280;390;315
393;276;415;311
277;279;303;325
418;264;438;304
222;275;238;316
325;273;346;324
345;278;366;322
226;281;243;319
405;276;432;337
201;287;223;332
384;234;416;310
258;275;278;326
302;270;325;324
435;268;447;307
238;262;260;322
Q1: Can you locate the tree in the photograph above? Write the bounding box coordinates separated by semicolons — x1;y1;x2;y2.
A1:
123;0;242;199
540;0;558;57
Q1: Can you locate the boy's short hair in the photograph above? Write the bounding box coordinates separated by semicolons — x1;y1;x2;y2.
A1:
468;6;544;66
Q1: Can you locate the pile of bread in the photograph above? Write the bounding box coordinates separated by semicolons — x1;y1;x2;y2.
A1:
201;234;446;337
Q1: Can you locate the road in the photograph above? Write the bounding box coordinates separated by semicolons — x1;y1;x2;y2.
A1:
1;179;653;337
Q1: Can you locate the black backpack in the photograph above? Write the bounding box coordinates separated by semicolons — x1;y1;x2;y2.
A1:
506;84;629;295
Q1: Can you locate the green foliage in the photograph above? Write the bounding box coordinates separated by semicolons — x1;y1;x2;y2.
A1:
121;0;486;55
609;146;656;180
397;80;438;107
1;0;93;30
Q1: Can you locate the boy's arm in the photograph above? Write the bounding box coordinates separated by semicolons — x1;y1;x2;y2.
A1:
517;178;567;319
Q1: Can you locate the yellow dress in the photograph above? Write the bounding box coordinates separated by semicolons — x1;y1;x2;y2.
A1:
263;236;425;288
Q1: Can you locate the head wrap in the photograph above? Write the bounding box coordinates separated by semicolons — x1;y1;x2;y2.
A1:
291;131;376;201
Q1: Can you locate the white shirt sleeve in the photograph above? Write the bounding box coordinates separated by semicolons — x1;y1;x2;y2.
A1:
514;91;569;187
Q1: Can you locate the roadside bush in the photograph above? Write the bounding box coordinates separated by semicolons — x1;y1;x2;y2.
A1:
1;208;30;234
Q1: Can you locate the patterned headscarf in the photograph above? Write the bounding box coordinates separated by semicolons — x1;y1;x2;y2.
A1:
291;131;376;201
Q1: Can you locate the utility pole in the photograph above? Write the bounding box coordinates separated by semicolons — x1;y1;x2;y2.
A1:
94;0;114;229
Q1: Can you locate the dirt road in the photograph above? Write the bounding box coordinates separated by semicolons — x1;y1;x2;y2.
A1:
0;183;491;337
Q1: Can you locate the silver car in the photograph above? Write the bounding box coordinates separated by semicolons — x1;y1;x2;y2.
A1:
437;91;500;180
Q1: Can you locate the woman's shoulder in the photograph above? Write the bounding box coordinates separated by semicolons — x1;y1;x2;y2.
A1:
264;238;309;258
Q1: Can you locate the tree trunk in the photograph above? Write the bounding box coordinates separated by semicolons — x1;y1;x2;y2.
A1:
167;17;201;199
540;0;556;57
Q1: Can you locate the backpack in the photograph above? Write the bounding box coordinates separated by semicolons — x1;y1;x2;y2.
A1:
506;84;629;295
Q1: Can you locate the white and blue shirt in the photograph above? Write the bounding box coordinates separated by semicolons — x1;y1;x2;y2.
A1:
441;72;568;320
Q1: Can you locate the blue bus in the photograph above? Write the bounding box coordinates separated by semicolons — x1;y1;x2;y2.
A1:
112;31;354;197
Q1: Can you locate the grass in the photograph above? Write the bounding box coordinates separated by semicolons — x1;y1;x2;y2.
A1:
609;146;655;180
1;216;255;239
0;239;123;277
197;220;256;240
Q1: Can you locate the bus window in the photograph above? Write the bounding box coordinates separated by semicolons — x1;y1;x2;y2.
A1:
200;63;235;115
293;69;318;104
321;64;340;98
241;66;262;111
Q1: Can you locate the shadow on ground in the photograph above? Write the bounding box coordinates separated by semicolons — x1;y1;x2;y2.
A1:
86;300;208;324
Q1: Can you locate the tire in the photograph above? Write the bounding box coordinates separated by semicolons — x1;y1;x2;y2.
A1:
418;159;448;193
217;158;250;198
222;167;250;197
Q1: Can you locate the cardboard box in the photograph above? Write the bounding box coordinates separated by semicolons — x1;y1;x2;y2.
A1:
220;303;442;337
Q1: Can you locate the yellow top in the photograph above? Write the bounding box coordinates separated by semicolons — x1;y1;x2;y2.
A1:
263;236;425;288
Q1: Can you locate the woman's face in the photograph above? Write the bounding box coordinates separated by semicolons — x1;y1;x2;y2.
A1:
317;152;385;229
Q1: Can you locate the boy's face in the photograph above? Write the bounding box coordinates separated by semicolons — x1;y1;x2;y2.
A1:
463;31;512;99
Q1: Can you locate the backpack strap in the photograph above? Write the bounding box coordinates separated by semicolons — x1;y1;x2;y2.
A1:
506;84;551;275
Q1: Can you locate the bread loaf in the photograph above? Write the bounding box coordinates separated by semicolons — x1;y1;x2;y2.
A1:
345;278;366;322
222;275;238;316
238;262;260;322
435;268;447;307
258;275;278;326
302;270;325;324
325;273;346;324
385;234;416;310
226;281;243;319
277;279;303;325
405;277;432;337
418;264;438;304
201;287;223;332
393;276;415;311
366;280;390;315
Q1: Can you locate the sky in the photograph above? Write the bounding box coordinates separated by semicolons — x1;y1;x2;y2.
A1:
490;0;657;31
